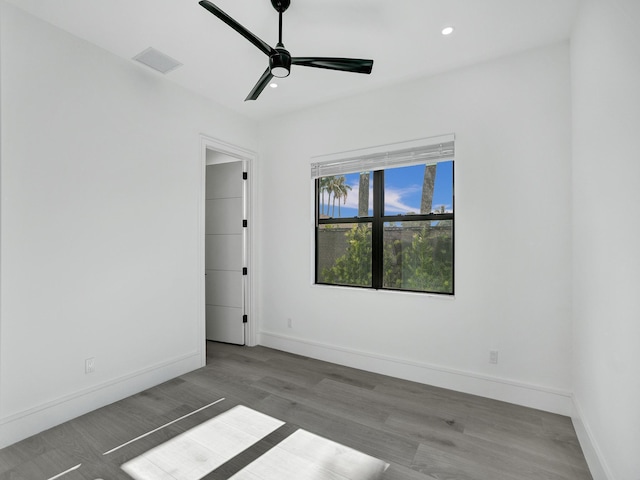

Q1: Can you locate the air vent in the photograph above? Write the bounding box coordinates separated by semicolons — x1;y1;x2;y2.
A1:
133;47;182;74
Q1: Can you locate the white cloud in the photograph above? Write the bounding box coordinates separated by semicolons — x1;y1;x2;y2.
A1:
384;186;421;214
338;181;419;214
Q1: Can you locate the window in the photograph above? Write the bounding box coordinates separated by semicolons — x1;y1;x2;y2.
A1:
313;136;454;294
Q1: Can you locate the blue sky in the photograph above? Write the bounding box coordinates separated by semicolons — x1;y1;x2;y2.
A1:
319;161;453;218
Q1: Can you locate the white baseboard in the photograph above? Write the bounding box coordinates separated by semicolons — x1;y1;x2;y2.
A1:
572;397;612;480
259;331;573;416
0;351;202;450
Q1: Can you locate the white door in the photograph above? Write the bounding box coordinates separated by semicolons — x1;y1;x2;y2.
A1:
205;160;246;345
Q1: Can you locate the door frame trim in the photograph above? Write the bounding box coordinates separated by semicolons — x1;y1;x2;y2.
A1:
198;135;258;364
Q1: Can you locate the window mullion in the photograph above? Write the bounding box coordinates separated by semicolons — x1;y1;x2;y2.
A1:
314;179;320;283
371;170;384;289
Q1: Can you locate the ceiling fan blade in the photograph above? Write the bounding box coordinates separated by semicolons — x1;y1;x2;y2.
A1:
291;57;373;74
199;0;275;56
245;68;274;101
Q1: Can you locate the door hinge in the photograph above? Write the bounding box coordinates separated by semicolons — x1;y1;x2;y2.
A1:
243;172;248;180
243;314;248;323
243;219;248;228
243;267;248;275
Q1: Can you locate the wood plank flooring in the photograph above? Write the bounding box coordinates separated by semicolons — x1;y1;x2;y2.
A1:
0;342;592;480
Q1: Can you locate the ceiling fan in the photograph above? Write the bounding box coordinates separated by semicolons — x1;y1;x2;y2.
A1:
198;0;374;101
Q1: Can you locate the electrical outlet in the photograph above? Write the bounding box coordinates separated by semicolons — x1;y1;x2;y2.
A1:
489;350;499;364
85;357;95;374
287;318;292;328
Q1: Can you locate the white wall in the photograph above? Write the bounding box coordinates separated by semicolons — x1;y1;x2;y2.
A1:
257;43;573;414
571;1;640;479
0;2;257;448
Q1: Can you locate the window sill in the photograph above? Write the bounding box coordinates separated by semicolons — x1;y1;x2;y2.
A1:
311;282;456;300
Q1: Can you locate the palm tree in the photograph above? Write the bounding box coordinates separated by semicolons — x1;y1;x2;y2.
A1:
320;176;340;216
358;172;369;217
325;176;339;216
321;175;353;217
334;176;352;216
420;164;437;214
319;177;331;216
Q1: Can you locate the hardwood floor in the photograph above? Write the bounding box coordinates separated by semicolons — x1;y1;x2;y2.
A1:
0;343;592;479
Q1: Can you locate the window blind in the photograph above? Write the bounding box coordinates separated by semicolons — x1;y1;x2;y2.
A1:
310;134;454;179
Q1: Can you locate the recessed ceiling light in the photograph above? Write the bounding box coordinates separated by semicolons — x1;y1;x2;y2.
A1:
441;26;455;36
269;82;278;88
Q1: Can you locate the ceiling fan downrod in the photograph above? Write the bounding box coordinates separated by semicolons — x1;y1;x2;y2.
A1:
271;0;290;77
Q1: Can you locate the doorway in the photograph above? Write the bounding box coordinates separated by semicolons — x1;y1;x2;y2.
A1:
200;136;255;356
205;158;246;345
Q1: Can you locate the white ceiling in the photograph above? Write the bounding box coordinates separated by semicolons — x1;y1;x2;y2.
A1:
7;0;580;120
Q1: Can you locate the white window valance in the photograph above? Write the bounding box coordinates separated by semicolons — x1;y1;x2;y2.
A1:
310;134;455;179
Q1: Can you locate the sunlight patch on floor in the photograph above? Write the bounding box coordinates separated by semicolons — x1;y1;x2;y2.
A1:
121;405;284;480
230;429;390;480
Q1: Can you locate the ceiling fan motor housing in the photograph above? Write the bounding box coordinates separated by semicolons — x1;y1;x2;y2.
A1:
270;45;291;77
271;0;290;13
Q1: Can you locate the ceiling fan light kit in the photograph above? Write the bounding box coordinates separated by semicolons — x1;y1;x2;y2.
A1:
269;45;291;78
198;0;374;101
